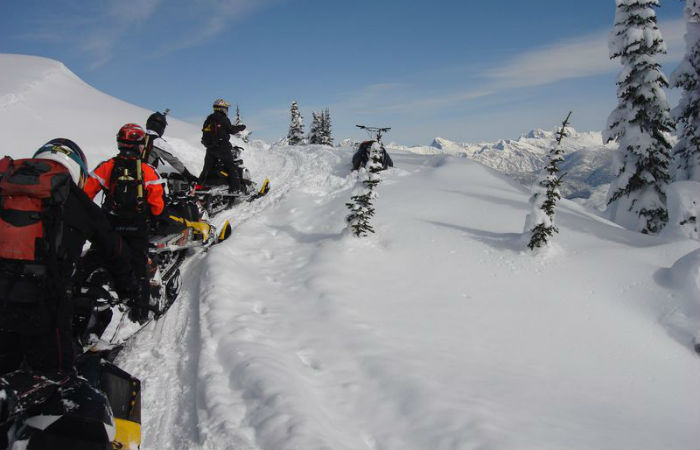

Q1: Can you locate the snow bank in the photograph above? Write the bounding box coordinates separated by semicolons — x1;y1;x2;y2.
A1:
664;181;700;240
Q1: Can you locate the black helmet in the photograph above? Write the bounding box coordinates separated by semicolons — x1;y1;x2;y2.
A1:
146;111;168;137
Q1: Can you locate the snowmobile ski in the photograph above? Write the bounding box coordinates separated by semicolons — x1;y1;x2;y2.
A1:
247;177;271;202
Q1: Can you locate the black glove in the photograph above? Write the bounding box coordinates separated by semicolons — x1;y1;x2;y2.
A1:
183;169;199;184
115;271;140;304
128;304;150;325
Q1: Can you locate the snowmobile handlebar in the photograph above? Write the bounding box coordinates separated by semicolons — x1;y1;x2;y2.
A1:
355;125;391;132
356;125;391;142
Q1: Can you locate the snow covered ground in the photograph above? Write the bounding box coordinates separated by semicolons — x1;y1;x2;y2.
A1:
2;54;699;450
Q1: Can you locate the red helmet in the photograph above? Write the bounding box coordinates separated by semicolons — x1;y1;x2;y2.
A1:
117;123;146;152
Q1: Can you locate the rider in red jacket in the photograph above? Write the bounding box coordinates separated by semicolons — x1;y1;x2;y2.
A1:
84;125;164;217
84;123;165;322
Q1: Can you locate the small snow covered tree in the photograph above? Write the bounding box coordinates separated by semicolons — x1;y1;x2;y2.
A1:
320;108;333;146
308;112;321;144
671;0;700;182
524;113;571;251
233;104;250;143
346;142;384;237
604;0;674;234
287;101;305;145
233;104;242;125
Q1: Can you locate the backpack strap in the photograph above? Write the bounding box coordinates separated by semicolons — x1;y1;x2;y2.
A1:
142;134;154;165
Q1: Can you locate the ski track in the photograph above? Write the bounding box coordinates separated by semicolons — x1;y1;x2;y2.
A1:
116;145;347;450
191;145;357;450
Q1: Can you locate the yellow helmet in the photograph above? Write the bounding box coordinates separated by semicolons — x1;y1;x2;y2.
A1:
213;98;231;111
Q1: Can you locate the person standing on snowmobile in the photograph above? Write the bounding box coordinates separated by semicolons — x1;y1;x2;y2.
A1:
197;98;247;192
0;138;137;377
143;110;198;182
84;123;165;323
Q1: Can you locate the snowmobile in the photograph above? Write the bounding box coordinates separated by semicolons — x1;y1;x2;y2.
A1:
194;146;270;217
0;354;141;450
150;172;233;306
74;173;233;350
0;288;144;450
352;125;394;171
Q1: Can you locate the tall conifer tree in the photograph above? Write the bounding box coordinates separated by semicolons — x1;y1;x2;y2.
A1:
287;101;305;145
524;113;570;251
604;0;673;234
308;112;321;145
671;0;700;182
321;108;333;146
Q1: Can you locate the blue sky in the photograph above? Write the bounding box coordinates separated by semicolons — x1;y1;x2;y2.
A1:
0;0;687;145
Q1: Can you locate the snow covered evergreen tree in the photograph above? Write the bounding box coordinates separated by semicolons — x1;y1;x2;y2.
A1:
308;112;321;144
671;0;700;182
346;142;384;237
233;104;250;143
603;0;674;234
233;104;242;126
318;111;327;145
287;101;305;145
320;108;333;146
524;113;570;251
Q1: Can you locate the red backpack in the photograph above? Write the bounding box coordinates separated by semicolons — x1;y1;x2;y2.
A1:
0;156;71;265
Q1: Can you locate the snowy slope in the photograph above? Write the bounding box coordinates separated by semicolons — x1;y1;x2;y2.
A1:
0;53;209;175
2;54;699;450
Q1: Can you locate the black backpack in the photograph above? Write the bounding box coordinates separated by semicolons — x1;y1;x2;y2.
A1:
105;157;145;220
201;115;217;148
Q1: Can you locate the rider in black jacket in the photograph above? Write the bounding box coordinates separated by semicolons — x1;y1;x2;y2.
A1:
197;98;246;192
0;139;136;377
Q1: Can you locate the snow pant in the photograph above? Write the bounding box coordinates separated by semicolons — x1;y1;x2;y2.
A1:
198;146;241;191
106;214;150;307
0;301;76;376
120;234;150;306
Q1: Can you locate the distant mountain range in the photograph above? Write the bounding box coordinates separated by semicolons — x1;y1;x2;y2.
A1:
383;128;618;203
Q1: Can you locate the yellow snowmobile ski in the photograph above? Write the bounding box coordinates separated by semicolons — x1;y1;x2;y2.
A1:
168;215;212;242
218;220;232;242
259;178;270;195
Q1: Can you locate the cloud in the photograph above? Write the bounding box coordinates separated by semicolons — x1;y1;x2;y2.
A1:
158;0;279;53
15;0;278;68
17;0;164;68
343;18;686;117
484;18;685;90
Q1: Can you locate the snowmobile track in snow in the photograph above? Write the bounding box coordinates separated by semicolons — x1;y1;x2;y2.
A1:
113;147;301;450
